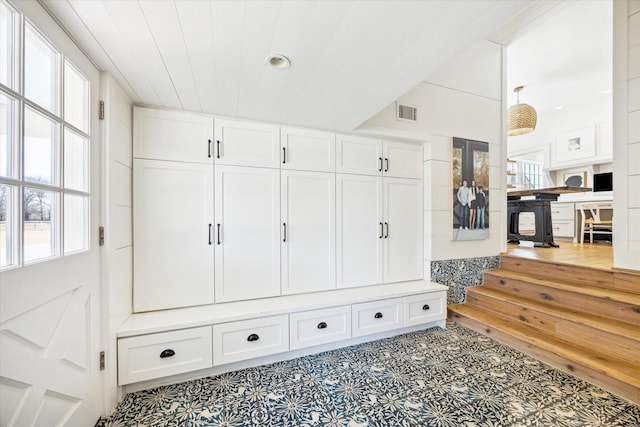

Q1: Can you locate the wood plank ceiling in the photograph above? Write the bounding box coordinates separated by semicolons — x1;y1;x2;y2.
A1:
42;0;533;132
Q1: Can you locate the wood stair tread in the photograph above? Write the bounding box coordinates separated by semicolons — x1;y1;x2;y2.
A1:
485;269;640;305
448;304;640;387
466;286;640;341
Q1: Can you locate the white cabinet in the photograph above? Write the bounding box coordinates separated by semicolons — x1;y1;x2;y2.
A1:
215;166;281;302
336;135;383;176
133;159;214;312
383;140;423;179
550;202;575;239
133;106;213;163
290;306;351;350
336;135;422;178
384;178;423;283
118;326;213;385
281;127;335;172
352;298;404;337
214;119;280;168
281;170;336;295
212;315;289;365
336;174;384;288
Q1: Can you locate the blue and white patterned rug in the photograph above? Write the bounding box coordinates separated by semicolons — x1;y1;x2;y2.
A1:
99;322;639;426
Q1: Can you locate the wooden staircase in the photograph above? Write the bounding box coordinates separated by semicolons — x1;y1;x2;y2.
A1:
448;253;640;404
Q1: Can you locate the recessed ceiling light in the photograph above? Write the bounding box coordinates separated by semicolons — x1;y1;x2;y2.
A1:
266;54;290;69
602;89;612;95
555;105;563;110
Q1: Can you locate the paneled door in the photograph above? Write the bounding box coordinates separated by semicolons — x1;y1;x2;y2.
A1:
215;166;281;302
281;170;336;294
336;174;384;288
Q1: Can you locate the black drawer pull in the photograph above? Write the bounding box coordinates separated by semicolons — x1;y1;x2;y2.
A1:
160;349;175;358
247;333;260;342
422;304;430;311
208;139;212;158
374;312;383;319
317;322;327;329
216;140;221;158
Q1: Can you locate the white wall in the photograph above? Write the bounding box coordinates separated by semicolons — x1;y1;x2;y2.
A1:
100;73;133;412
359;40;505;267
613;0;640;271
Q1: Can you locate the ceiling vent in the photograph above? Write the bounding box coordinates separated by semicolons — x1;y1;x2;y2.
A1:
396;103;418;122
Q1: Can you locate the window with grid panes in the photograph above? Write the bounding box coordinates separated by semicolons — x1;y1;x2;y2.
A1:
519;161;543;190
0;0;90;269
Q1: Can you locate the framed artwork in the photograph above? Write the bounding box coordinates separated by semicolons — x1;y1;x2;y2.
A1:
562;170;588;188
555;126;596;163
452;137;490;241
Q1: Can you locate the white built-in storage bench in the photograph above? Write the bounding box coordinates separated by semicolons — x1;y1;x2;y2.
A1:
118;106;447;390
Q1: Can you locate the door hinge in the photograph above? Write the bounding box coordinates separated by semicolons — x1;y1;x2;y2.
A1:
99;351;105;370
99;100;105;120
99;226;105;246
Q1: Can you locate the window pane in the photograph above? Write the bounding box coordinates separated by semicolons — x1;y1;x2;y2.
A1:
0;1;16;89
64;61;89;133
63;128;87;191
25;24;59;114
0;183;15;268
0;91;17;178
23;187;57;262
63;193;87;254
24;106;58;185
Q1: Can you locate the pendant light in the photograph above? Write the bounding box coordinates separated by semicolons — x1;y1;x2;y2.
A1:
507;86;537;136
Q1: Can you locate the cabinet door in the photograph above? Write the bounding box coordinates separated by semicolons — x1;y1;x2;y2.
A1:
133;106;213;163
336;174;384;288
214;119;280;168
384;178;423;283
281;170;336;294
281;127;335;172
383;141;423;179
133;159;214;312
215;166;280;302
336;134;383;176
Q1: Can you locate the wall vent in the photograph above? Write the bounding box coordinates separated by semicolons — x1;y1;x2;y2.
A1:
396;103;418;122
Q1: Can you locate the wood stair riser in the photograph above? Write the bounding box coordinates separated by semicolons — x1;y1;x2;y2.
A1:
613;271;640;295
499;256;614;289
448;311;640;405
465;291;640;364
482;274;640;324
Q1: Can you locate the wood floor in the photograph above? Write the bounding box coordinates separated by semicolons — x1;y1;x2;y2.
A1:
505;241;613;270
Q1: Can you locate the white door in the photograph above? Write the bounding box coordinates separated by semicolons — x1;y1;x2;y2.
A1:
383;141;423;179
133;106;214;163
133;160;214;312
281;127;335;172
281;170;335;295
383;178;423;283
214;119;280;168
336;174;384;288
215;166;280;302
0;2;103;425
336;135;382;176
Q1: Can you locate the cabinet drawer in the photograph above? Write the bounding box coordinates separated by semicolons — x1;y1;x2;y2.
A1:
290;306;351;350
550;203;574;220
552;220;574;238
352;298;404;337
213;315;288;365
404;292;446;326
118;326;213;385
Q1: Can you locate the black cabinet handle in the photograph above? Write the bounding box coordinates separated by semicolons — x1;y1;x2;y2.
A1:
283;223;287;242
282;147;286;164
422;304;430;311
247;333;259;342
384;222;388;239
216;140;221;159
379;222;383;239
208;224;212;245
160;349;175;358
217;224;221;245
208;139;212;158
317;322;327;329
379;157;383;172
374;312;383;319
384;158;389;172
